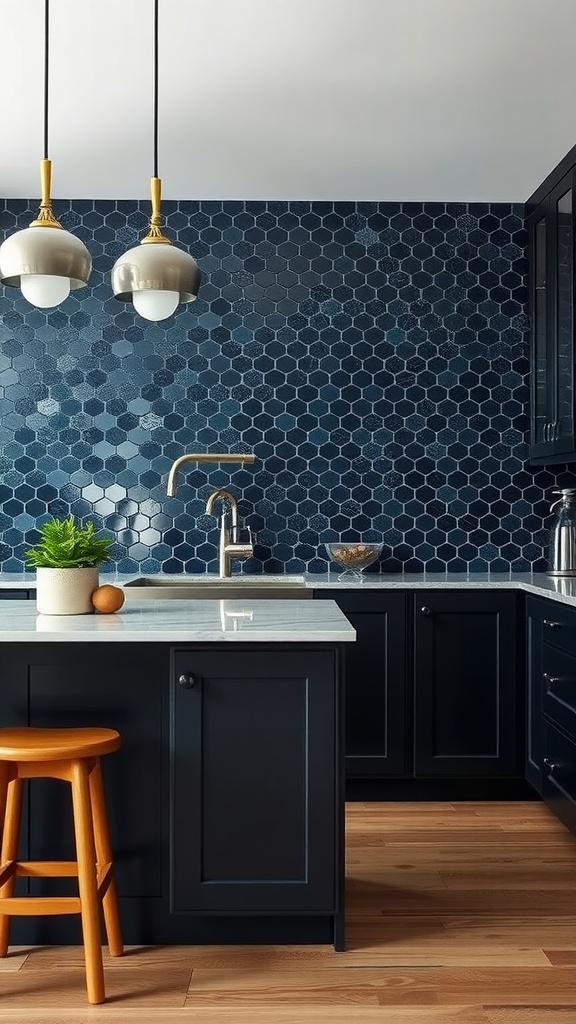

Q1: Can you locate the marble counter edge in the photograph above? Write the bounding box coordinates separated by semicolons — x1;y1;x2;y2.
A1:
2;571;576;609
0;598;356;643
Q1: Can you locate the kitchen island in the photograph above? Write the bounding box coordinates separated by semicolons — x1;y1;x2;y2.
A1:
0;598;354;949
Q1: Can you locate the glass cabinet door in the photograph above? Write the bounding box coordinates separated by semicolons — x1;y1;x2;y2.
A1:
553;179;575;451
529;170;576;464
531;213;549;449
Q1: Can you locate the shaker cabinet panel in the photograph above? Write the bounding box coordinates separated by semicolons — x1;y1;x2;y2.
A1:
543;720;576;836
413;593;518;777
314;591;407;777
526;600;544;793
170;648;339;914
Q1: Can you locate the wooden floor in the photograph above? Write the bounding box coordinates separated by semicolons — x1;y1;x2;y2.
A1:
0;801;574;1022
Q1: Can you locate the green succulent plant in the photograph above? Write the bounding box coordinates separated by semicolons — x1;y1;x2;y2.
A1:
25;516;113;569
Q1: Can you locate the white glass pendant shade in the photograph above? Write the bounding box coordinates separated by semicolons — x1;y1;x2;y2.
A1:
20;273;70;308
111;238;200;319
133;288;179;321
0;223;91;297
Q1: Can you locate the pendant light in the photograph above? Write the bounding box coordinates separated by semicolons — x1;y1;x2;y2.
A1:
111;0;200;321
0;0;91;308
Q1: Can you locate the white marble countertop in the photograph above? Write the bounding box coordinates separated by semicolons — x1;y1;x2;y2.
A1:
3;570;576;608
0;597;355;643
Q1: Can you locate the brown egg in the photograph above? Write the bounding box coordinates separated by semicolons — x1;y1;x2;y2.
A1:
91;584;125;614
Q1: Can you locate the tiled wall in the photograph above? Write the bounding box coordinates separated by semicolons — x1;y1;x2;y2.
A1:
0;198;571;574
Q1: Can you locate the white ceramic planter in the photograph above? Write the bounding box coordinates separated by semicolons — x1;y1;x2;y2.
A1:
35;566;99;615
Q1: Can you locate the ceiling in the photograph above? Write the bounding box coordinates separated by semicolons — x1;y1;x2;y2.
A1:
1;0;576;203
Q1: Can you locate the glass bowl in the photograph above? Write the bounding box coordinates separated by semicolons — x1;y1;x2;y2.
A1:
324;541;383;580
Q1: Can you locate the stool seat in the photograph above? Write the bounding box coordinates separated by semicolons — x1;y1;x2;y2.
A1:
0;727;120;762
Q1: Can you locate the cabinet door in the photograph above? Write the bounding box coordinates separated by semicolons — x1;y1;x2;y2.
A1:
526;598;543;793
171;648;338;913
414;592;518;777
529;171;576;463
529;203;553;458
24;644;165;899
315;591;407;776
543;720;576;836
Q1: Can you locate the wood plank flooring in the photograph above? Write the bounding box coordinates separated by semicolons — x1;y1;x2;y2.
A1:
0;800;574;1022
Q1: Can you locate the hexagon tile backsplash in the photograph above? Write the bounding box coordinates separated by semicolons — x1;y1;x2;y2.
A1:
0;199;572;574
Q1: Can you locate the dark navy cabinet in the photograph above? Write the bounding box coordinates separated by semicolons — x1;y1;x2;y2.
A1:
171;648;340;918
527;596;576;836
314;591;407;777
0;639;344;947
526;598;544;792
527;147;576;464
413;592;518;777
316;588;519;782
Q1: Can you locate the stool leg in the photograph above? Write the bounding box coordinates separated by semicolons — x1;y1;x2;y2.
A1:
0;772;23;957
89;759;123;957
70;759;105;1005
0;770;17;958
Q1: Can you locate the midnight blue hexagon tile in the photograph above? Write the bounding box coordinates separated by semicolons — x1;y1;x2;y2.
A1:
0;199;572;573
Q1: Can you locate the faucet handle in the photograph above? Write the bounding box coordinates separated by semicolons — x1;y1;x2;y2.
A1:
231;525;254;551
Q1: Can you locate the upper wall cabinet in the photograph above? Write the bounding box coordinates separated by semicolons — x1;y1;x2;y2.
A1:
527;148;576;464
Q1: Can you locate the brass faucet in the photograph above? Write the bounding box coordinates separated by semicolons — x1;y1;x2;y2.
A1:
166;452;256;497
205;489;254;578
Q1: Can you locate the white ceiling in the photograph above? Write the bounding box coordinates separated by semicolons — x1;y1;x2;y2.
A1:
1;0;576;203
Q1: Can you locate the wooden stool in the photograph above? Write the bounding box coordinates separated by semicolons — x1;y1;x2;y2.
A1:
0;727;123;1004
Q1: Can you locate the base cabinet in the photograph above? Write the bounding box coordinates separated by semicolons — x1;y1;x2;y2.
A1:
543;720;576;835
527;596;576;836
526;600;544;792
0;640;344;947
171;649;339;914
314;591;407;777
413;592;518;777
316;589;519;781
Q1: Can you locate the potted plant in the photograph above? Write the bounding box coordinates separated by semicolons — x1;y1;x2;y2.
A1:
25;516;113;615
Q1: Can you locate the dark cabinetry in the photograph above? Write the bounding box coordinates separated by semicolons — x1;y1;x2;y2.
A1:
171;648;340;918
5;644;165;907
413;592;518;776
527;596;576;835
315;589;518;781
526;598;544;792
0;639;343;947
314;591;406;777
528;149;576;464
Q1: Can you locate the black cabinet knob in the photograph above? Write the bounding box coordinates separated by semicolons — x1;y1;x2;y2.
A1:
543;620;561;629
543;757;559;772
421;606;432;617
178;673;197;689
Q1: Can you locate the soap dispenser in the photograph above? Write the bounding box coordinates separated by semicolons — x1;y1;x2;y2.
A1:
548;489;576;576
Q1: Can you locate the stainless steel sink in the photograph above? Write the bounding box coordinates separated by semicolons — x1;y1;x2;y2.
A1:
122;575;311;600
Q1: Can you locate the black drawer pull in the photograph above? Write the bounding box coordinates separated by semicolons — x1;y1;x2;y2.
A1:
543;673;560;690
178;673;197;690
544;757;560;772
543;620;562;629
420;606;432;617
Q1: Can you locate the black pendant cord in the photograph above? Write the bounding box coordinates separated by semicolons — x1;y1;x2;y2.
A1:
153;0;159;178
43;0;49;160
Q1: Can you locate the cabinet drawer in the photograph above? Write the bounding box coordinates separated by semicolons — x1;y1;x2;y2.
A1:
539;605;576;658
543;721;576;834
542;642;576;740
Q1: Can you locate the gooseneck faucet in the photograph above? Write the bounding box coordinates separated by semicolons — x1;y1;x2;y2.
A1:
166;452;255;497
205;488;254;578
